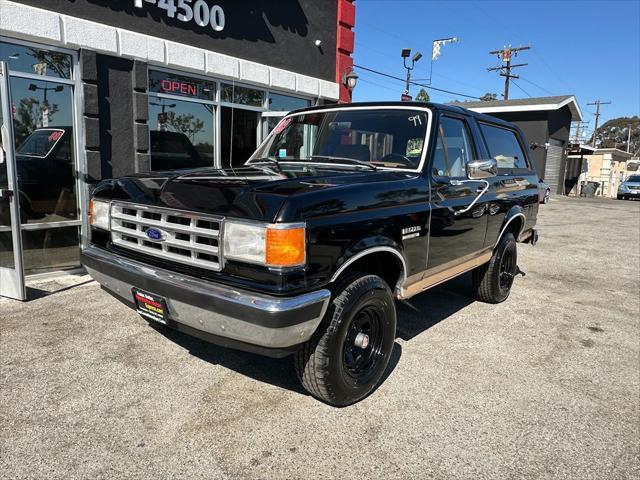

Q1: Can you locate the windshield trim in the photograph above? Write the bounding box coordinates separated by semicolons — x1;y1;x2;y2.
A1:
16;128;65;159
247;106;433;173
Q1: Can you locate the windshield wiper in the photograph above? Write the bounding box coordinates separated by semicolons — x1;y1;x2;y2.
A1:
309;155;377;171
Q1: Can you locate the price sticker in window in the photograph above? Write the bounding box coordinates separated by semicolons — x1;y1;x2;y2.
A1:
273;117;292;135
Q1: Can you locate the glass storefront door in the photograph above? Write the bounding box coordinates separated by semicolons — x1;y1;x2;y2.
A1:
0;61;26;300
0;40;81;297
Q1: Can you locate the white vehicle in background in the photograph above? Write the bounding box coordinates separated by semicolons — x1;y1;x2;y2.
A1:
617;175;640;200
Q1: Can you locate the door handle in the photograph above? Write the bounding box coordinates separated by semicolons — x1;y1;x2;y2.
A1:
0;188;13;199
449;179;490;216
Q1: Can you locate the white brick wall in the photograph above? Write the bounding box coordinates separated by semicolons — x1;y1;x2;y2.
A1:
240;60;270;86
0;0;61;42
297;75;320;97
270;68;296;91
0;0;339;100
166;41;205;72
206;51;238;79
63;16;118;54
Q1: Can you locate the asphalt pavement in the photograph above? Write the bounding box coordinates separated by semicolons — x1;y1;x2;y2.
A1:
1;196;639;479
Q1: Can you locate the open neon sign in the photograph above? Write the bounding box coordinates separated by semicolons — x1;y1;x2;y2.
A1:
161;80;198;96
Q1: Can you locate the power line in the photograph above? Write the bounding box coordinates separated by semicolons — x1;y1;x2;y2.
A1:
510;80;532;98
353;64;480;100
517;76;555;96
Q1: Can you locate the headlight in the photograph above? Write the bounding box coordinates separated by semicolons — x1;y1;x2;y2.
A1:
223;221;306;267
89;199;110;230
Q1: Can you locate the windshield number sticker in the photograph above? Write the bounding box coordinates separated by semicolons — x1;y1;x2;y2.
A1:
408;115;422;127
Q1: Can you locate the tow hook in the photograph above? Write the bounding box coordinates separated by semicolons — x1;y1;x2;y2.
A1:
354;332;370;349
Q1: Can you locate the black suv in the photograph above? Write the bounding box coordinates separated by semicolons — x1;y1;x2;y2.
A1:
83;102;539;406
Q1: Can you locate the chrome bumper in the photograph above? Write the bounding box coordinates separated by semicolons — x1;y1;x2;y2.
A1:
81;246;330;352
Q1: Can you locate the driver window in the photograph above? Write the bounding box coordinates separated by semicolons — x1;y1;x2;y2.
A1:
432;117;475;178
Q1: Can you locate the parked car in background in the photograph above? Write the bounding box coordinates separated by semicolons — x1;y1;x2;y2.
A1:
1;127;77;223
539;178;550;204
617;175;640;200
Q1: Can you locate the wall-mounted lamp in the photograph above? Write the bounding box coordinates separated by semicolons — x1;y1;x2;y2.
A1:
342;69;359;92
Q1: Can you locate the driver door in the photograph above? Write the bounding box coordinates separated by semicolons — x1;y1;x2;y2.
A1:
427;114;490;270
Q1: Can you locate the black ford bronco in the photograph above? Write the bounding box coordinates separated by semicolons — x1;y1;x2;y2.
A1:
83;102;539;406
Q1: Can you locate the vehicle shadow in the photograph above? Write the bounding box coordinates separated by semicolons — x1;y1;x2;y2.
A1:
150;273;475;398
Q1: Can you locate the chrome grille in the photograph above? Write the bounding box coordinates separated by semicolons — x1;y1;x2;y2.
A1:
110;202;223;271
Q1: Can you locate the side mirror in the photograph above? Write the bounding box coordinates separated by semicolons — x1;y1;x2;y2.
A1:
467;158;497;180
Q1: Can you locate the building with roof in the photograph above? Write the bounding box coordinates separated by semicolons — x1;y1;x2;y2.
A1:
575;148;634;197
450;95;582;195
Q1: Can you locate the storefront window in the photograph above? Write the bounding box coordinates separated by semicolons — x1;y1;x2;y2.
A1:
268;93;311;112
221;107;259;167
0;42;72;79
148;98;214;171
221;83;265;107
149;70;215;101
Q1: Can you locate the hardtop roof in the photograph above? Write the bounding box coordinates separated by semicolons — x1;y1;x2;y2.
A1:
287;101;517;128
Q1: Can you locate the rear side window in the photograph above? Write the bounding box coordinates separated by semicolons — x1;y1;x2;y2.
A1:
480;124;529;170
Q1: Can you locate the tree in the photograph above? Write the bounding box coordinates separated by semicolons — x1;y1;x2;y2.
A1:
590;116;640;154
14;97;59;145
480;93;498;102
415;88;430;103
164;112;205;142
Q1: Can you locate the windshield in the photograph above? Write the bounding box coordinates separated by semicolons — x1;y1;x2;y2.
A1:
626;175;640;182
17;129;64;157
251;108;430;170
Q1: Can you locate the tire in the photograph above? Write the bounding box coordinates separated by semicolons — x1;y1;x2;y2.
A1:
543;189;550;204
294;273;397;407
472;232;518;304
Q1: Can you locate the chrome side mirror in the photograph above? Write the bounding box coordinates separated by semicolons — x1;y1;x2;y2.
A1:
467;158;498;180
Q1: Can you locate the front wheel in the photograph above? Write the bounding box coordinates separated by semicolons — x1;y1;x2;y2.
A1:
472;233;518;304
294;273;397;407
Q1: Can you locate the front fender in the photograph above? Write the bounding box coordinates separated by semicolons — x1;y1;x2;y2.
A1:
330;235;407;284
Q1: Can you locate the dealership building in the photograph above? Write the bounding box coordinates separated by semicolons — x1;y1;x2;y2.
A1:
0;0;356;299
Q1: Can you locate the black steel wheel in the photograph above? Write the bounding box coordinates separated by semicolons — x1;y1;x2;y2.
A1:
342;305;385;383
472;232;518;304
295;273;397;406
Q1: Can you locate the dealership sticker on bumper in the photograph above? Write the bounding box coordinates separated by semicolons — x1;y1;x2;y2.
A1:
133;288;168;324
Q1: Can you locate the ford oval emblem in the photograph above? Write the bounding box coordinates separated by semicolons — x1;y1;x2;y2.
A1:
145;227;166;242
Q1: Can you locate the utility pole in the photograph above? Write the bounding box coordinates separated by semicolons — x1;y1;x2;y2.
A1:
487;45;530;100
587;99;612;147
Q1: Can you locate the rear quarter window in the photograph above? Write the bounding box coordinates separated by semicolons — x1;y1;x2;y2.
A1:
479;123;531;171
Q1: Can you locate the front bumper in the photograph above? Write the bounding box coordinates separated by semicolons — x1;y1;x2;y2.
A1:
81;246;330;356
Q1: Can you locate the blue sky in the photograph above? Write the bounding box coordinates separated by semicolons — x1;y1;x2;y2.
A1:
353;0;640;129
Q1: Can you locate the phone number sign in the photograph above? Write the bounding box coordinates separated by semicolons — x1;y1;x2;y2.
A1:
133;0;225;32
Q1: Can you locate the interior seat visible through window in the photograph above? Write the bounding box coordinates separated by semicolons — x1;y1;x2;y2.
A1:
333;144;371;162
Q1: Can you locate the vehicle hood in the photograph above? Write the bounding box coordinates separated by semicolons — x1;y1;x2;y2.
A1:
92;163;419;222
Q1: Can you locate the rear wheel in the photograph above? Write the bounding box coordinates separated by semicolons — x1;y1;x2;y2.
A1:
472;233;518;304
294;273;396;407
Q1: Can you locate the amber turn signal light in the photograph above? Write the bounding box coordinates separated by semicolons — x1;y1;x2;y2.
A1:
265;226;306;267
